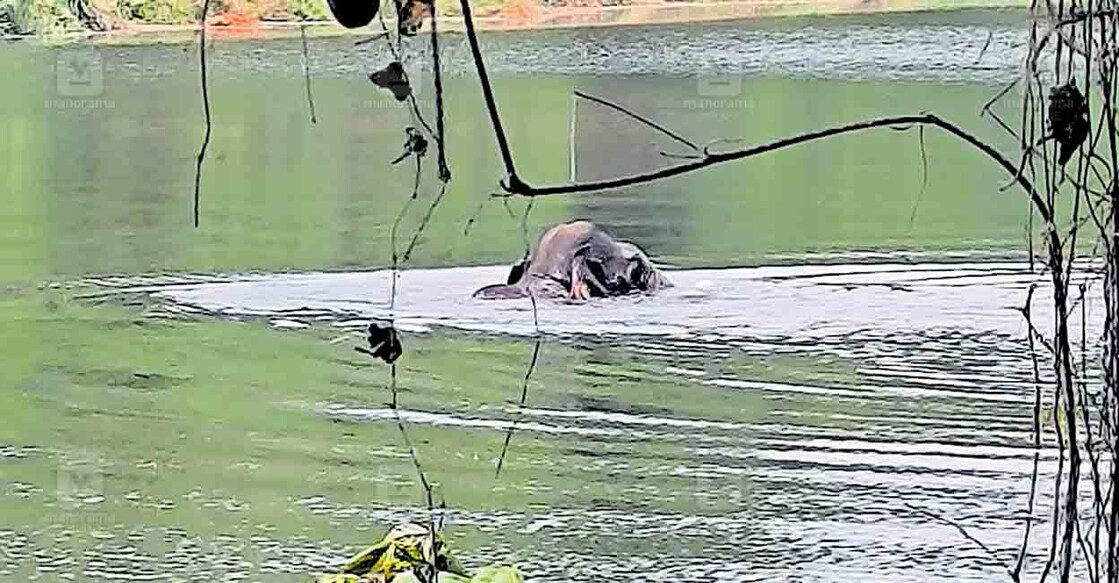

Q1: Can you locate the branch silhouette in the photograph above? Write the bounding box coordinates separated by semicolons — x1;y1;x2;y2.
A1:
453;0;1048;224
192;0;213;228
488;112;1052;224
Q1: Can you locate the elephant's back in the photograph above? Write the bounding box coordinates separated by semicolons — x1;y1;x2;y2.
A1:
526;221;597;279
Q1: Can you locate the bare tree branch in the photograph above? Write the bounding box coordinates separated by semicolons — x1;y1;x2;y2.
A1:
300;24;317;125
192;0;213;228
489;113;1053;225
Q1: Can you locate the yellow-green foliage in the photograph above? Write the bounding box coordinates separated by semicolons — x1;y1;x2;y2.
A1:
7;0;79;34
5;0;329;31
289;0;327;20
117;0;195;23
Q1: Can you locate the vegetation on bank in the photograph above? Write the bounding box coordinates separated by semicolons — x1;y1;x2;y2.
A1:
1;0;330;34
1;0;1025;37
0;0;510;35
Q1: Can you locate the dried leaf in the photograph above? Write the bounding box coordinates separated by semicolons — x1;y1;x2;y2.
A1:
1049;82;1089;166
392;127;429;165
399;0;433;36
356;322;402;364
370;62;411;102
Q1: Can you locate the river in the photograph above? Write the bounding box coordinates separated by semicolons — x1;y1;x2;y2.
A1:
0;7;1082;582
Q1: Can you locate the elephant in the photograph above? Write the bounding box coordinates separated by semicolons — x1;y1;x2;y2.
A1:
473;220;671;301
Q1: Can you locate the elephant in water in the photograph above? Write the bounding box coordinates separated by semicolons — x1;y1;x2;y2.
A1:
473;220;672;301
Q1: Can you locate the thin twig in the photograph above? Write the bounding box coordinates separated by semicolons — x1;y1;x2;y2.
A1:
397;6;452;262
494;197;542;479
463;196;494;236
569;93;578;182
354;31;389;46
193;0;213;228
981;77;1022;139
1013;284;1044;581
905;502;1017;581
976;30;995;64
300;25;318;125
402;182;448;263
494;335;541;478
573;89;699;153
908;124;929;226
381;128;439;572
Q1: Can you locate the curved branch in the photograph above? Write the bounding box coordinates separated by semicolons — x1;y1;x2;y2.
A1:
453;0;1048;223
459;0;517;178
456;0;1050;224
496;114;1052;224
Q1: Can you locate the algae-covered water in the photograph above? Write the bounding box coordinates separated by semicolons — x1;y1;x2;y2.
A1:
0;8;1069;582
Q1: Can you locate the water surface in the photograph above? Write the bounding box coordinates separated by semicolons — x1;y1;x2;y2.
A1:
0;8;1078;582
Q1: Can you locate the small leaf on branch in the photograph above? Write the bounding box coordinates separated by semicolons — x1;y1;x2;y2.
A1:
356;322;403;364
392;127;429;165
399;0;433;36
1048;82;1089;167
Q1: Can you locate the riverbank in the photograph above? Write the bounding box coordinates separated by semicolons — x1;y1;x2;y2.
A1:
5;0;1025;43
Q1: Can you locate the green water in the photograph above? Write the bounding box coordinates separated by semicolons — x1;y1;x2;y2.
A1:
0;31;1028;283
0;12;1052;582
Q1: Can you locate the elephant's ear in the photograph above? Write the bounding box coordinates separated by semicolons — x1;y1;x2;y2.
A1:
615;242;655;291
629;257;655;291
507;257;528;285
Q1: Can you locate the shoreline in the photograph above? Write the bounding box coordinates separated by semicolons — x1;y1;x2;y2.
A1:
7;0;1025;45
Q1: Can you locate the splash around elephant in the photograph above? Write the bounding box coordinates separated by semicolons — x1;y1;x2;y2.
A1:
473;220;672;301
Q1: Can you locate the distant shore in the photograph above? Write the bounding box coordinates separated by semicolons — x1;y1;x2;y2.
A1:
8;0;1025;44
